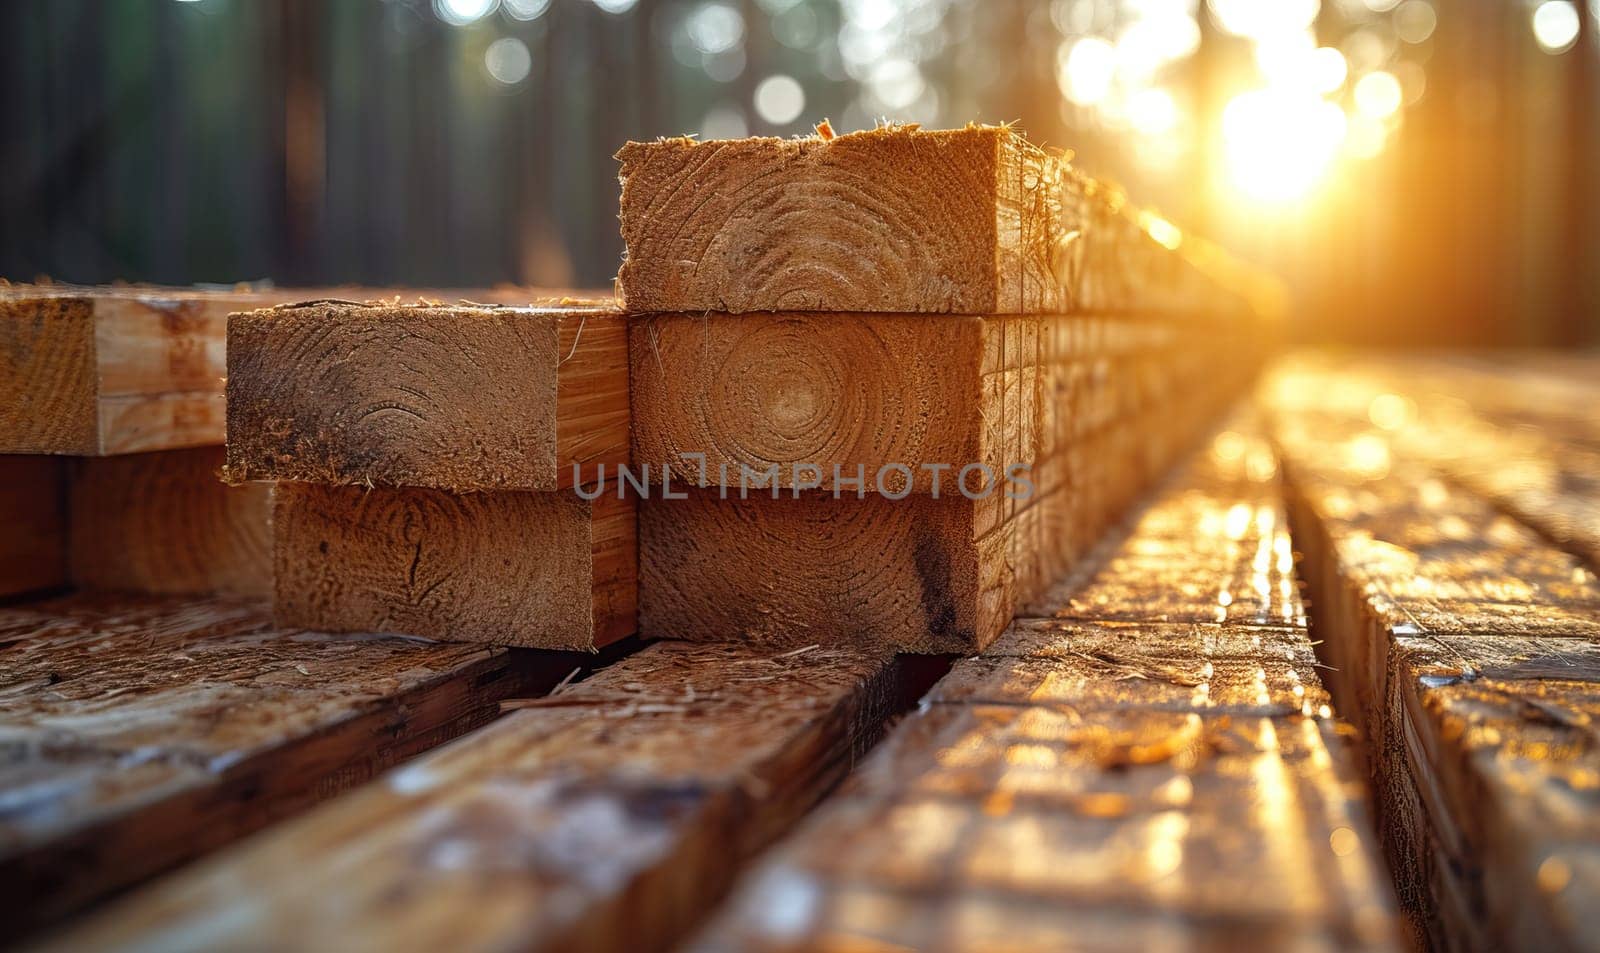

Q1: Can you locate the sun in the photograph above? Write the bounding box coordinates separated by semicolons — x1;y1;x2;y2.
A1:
1220;89;1348;203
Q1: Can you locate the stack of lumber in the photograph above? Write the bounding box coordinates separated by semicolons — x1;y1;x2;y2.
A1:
0;283;580;603
620;124;1268;653
35;407;1401;952
0;593;587;936
688;410;1400;951
0;284;293;599
223;297;636;649
32;632;926;951
1265;353;1600;951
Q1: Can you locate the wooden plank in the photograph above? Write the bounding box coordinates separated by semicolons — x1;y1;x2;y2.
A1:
69;446;272;598
273;484;636;649
629;312;1011;494
932;620;1328;717
640;489;1016;653
0;455;68;599
38;641;912;953
616;124;1213;315
636;312;1263;653
0;592;567;935
1268;356;1600;951
629;310;1234;493
689;408;1400;950
1335;356;1600;571
1025;419;1306;628
0;285;608;457
225;300;629;491
0;296;98;454
692;707;1396;952
0;289;273;455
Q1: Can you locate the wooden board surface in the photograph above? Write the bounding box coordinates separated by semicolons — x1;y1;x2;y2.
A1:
38;641;914;953
616;124;1217;315
69;446;272;598
0;593;571;935
690;408;1400;951
225;301;629;491
1320;353;1600;571
1266;355;1600;952
0;455;67;599
273;484;636;649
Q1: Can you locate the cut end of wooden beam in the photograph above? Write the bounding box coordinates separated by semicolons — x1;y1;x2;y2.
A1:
616;123;1231;315
0;455;68;599
225;300;628;491
0;296;100;454
629;312;1001;491
1;284;615;458
617;125;1010;314
70;446;273;598
640;489;1012;654
273;483;636;650
0;287;299;456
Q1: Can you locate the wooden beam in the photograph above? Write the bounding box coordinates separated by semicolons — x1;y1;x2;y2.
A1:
1268;356;1600;951
0;289;273;455
636;321;1261;652
38;641;911;953
694;708;1394;952
641;489;1016;653
225;301;629;491
689;410;1399;951
616;124;1208;315
69;446;272;598
1025;416;1306;628
0;285;609;458
272;484;636;650
0;592;568;936
0;455;68;600
631;312;1000;493
1301;355;1600;571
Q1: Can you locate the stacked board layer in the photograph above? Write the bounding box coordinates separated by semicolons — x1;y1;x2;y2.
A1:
0;285;300;599
616;123;1241;316
619;124;1271;653
0;284;580;602
1266;353;1600;951
0;594;582;934
224;299;638;650
689;411;1400;951
35;404;1402;952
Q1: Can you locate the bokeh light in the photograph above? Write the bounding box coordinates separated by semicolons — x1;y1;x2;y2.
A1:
433;0;496;27
1060;37;1118;106
1532;1;1581;54
1354;71;1403;119
502;0;550;21
484;37;532;86
754;74;805;125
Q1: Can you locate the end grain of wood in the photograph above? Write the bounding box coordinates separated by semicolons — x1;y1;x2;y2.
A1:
617;124;1182;315
70;446;272;598
273;484;636;650
0;455;68;599
225;301;629;491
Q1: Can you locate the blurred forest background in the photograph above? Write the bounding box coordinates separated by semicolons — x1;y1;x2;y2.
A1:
1;0;1596;346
